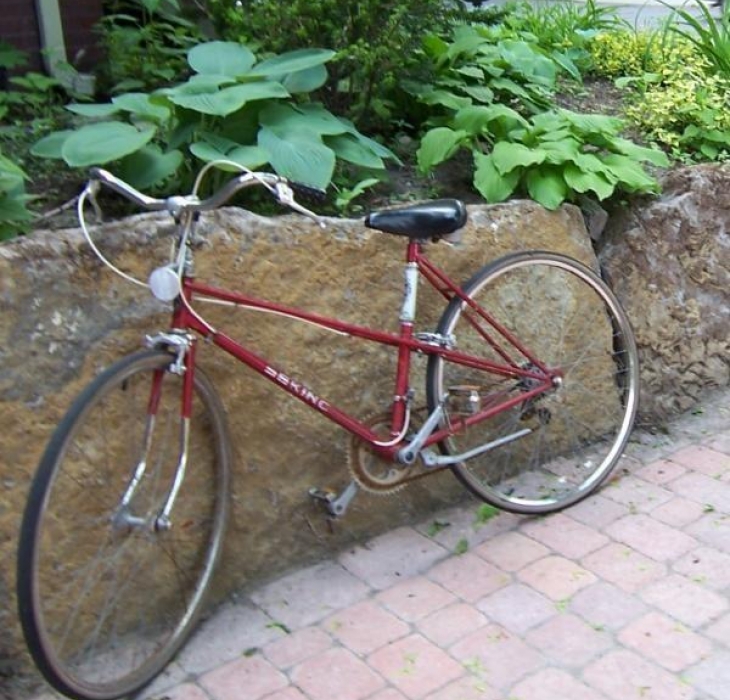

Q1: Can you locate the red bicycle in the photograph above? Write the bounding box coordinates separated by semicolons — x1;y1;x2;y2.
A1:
17;164;639;700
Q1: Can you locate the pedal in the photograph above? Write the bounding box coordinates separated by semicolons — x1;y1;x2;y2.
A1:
308;481;359;519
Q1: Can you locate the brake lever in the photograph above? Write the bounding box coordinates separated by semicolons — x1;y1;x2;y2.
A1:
275;181;326;229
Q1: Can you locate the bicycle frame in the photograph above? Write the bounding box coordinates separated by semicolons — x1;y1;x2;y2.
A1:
168;238;559;464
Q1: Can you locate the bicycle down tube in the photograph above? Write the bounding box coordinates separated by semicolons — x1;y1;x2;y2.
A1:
170;242;557;462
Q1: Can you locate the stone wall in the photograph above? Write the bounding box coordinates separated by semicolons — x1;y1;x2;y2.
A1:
0;200;596;690
599;164;730;421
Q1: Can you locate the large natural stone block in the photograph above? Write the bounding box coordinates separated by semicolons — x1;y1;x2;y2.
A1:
599;164;730;421
0;200;594;689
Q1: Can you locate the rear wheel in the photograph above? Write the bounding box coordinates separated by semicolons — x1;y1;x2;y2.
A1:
426;251;638;514
17;349;231;700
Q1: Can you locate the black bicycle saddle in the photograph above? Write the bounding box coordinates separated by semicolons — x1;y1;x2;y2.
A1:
364;199;467;240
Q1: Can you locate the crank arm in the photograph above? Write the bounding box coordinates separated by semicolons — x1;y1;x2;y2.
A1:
420;428;532;468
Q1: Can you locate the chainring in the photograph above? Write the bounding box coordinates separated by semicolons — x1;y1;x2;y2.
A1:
347;412;416;494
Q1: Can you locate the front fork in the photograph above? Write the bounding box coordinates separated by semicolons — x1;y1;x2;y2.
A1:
112;331;195;534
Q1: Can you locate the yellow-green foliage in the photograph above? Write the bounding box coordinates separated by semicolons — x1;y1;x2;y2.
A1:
589;30;662;77
625;68;730;152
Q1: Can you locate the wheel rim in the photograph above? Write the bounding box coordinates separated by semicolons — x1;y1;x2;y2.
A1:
429;254;638;514
23;353;228;699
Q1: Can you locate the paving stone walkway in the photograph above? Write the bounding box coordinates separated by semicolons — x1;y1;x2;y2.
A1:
34;389;730;700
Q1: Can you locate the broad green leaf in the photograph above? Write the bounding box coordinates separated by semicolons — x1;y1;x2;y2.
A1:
461;85;494;104
560;110;622;136
601;154;659;192
454;105;528;138
612;138;670;166
525;168;569;210
66;103;120;118
456;66;484;80
258;127;335;189
188;42;256;77
61;122;156;167
491;142;545;175
31;130;73;159
190;141;268;170
419;89;472;111
473;152;519;203
169;82;289;117
260;103;349;137
326;134;383;169
250;49;335;77
116;146;183;189
417;127;468;172
564;165;615;199
112;93;171;122
282;65;328;94
539;139;580;164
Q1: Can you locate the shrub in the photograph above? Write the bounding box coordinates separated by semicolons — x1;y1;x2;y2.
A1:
203;0;458;128
405;23;578;124
0;150;34;240
31;41;397;193
96;0;203;94
589;30;664;78
417;107;669;209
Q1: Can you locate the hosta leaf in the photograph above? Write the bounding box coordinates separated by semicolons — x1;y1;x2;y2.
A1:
61;122;156;166
282;64;328;93
169;83;289;116
326;134;383;169
564;165;615;199
112;93;171;122
258;127;335;189
491;142;545;175
525;168;569;210
116;146;183;189
188;41;255;77
31;130;74;159
417;127;468;172
473;152;519;203
461;85;494;104
250;49;335;77
260;103;349;137
454;105;528;138
601;154;659;192
612;137;670;166
66;103;120;118
190;141;268;170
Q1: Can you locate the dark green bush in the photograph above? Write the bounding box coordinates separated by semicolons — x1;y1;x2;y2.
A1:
203;0;462;129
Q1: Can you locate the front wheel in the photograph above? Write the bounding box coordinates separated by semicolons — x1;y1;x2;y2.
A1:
426;251;639;514
17;349;231;700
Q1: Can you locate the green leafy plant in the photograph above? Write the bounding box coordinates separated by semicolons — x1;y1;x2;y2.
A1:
203;0;458;128
405;23;579;125
503;0;627;73
417;106;669;209
0;150;34;240
32;41;397;192
665;0;730;77
96;0;203;94
588;29;666;78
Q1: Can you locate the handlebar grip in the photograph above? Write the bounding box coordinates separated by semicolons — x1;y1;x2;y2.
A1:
288;181;327;203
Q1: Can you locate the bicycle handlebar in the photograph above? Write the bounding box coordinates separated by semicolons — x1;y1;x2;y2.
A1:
87;167;326;224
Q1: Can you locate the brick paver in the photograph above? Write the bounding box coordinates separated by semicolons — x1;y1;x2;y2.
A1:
24;389;730;700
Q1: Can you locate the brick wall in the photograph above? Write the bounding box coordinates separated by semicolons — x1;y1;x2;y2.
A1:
1;0;103;74
3;0;43;72
62;0;104;70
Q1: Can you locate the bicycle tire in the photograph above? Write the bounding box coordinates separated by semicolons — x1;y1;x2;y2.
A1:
17;349;231;700
426;251;639;514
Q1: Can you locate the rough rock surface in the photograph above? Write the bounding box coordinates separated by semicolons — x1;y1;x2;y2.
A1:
0;199;595;689
599;164;730;422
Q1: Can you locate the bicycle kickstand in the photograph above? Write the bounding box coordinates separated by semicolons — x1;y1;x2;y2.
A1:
308;480;360;519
